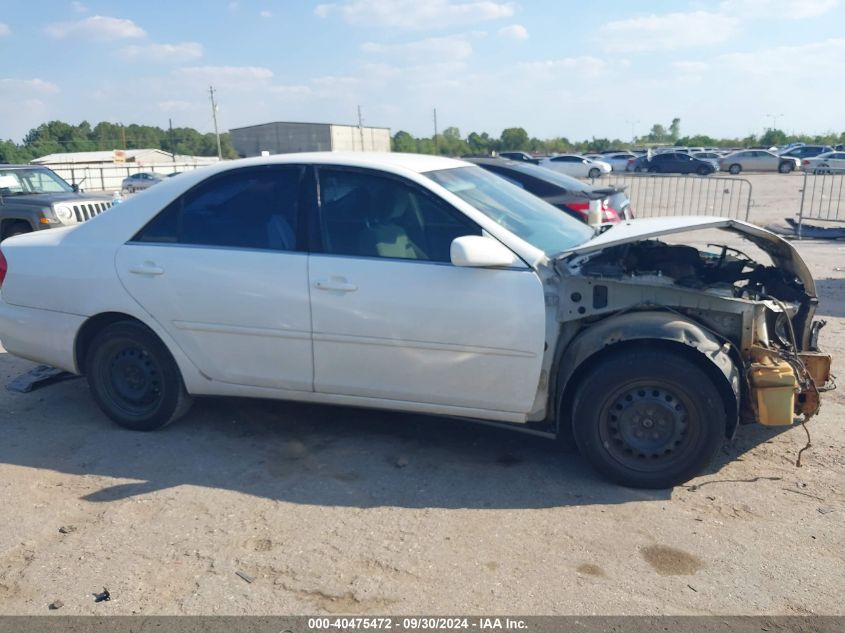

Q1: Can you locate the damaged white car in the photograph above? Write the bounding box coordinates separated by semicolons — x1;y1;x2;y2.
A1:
0;154;832;488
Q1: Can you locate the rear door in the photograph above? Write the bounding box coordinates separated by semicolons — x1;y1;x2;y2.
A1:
116;165;314;391
307;167;546;415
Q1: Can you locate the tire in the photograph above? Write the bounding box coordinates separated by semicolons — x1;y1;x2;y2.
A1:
2;221;32;240
778;162;794;174
728;164;742;175
697;166;710;176
647;166;659;174
85;321;193;431
569;348;726;488
588;167;601;179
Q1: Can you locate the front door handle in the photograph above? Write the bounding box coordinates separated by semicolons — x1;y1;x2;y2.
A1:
128;263;165;276
314;278;357;292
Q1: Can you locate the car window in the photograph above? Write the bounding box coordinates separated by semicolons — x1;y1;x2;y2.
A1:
134;166;304;251
317;168;480;263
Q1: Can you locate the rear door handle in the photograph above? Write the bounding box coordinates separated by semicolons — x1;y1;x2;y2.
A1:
128;263;165;276
314;279;357;292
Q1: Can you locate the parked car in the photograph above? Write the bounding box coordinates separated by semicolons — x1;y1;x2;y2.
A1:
627;155;650;172
642;152;715;175
121;172;164;193
595;152;638;172
539;154;612;179
465;157;631;228
497;151;540;164
692;152;723;169
0;153;831;488
0;165;113;241
779;145;834;160
801;151;845;173
718;150;799;174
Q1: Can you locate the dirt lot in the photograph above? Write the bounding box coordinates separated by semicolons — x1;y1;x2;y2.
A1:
0;173;843;615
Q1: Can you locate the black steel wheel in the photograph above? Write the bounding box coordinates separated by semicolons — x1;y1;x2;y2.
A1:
86;321;193;431
569;348;726;488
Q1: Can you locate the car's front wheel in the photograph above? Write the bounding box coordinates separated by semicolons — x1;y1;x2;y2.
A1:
569;348;726;488
86;321;193;431
588;167;601;179
779;162;794;174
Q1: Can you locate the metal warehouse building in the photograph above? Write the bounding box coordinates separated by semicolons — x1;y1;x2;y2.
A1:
228;121;391;157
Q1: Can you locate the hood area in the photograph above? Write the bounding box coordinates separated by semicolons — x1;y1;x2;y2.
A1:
558;216;816;297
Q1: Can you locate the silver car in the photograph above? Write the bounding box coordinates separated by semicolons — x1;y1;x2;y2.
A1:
718;150;798;175
121;172;164;193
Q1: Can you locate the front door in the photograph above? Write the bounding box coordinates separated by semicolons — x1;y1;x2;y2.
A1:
307;167;546;416
116;165;314;391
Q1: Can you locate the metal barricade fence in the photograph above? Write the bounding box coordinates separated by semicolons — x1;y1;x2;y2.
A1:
797;168;845;237
593;173;753;221
44;162;215;193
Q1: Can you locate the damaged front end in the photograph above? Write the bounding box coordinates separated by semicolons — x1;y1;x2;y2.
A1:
549;217;833;432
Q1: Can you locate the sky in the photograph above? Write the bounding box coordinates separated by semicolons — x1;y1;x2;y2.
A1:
0;0;843;144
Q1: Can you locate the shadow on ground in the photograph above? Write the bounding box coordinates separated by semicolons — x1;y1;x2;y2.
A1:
814;277;845;318
0;378;790;510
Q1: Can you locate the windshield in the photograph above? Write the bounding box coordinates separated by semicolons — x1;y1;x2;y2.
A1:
0;168;73;195
426;166;594;254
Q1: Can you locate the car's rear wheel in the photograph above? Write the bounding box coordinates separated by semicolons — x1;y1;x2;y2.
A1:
569;348;726;488
86;321;193;431
779;162;794;173
728;164;742;175
588;167;601;179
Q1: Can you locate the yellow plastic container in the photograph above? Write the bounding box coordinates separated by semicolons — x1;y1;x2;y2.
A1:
749;356;797;426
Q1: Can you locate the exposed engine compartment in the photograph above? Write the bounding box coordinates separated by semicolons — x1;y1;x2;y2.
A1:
578;240;809;303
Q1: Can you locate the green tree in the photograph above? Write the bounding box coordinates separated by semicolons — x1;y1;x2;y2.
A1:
669;117;681;141
760;128;787;147
392;130;417;153
499;127;529;151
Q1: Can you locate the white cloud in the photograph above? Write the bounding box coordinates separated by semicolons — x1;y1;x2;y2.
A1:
720;0;840;18
498;24;527;40
314;0;515;30
228;1;239;9
599;11;739;51
0;23;10;36
118;42;204;62
158;100;195;112
71;1;89;12
259;10;272;18
672;61;709;72
361;35;473;62
517;56;608;79
174;66;275;88
45;15;145;40
718;37;845;75
0;78;60;93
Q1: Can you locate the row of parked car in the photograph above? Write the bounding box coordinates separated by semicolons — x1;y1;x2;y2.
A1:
499;143;844;177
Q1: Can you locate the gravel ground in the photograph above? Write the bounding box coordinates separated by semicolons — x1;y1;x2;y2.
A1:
0;174;843;615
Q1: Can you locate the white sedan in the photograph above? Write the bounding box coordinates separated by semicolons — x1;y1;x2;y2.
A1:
539;154;612;179
0;153;829;488
801;151;845;173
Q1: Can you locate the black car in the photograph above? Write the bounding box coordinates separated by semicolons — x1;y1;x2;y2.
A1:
0;165;113;240
497;151;541;164
465;158;631;227
643;152;715;175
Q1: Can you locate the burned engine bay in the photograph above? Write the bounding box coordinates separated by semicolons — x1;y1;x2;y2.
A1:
577;239;808;303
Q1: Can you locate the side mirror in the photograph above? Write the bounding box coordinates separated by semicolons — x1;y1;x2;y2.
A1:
450;235;519;268
71;183;79;193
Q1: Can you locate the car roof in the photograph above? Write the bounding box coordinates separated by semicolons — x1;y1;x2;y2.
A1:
229;151;468;174
0;164;52;169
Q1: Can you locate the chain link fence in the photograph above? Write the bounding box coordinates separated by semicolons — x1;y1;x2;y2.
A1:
45;162;214;193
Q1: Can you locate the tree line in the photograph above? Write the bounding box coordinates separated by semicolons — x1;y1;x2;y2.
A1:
392;119;845;156
0;120;239;164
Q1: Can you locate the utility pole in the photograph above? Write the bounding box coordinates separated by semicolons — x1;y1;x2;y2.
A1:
168;118;176;164
433;107;438;154
766;113;783;131
209;85;222;159
626;119;640;145
357;105;365;151
120;124;126;150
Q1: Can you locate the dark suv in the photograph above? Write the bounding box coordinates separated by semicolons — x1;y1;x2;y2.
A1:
0;165;113;241
780;145;834;160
